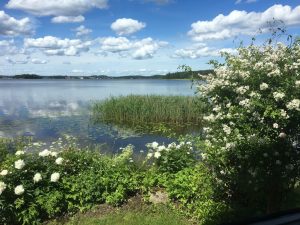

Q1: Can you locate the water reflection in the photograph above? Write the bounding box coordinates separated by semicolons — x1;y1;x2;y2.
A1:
0;79;194;152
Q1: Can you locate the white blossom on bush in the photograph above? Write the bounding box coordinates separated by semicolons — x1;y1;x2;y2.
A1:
14;185;24;195
55;157;64;165
33;173;42;183
0;181;6;195
39;149;51;157
50;152;58;157
15;159;25;170
15;150;25;156
260;83;269;90
0;170;8;176
286;99;300;111
50;172;60;182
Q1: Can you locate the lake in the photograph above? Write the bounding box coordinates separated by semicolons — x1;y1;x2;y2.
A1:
0;79;195;152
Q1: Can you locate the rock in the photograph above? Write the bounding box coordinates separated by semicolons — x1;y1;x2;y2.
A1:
149;190;169;204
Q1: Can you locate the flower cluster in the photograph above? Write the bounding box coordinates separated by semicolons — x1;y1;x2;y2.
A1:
145;141;195;173
0;148;63;197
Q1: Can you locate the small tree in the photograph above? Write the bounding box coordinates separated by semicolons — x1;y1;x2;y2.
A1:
199;37;300;214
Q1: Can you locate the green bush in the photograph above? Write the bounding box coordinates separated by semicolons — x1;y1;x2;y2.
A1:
198;39;300;214
0;143;139;224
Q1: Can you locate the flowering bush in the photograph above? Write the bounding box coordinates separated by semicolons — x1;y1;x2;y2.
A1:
145;141;196;173
0;140;139;224
198;39;300;213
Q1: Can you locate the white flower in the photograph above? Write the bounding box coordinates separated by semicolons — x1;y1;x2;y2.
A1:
14;185;24;195
286;99;300;111
39;149;51;157
0;170;8;176
280;109;289;119
273;92;285;101
260;83;269;90
50;152;58;157
239;99;250;107
15;150;25;156
295;80;300;88
147;153;153;158
14;159;25;170
200;153;207;160
273;123;279;129
151;142;159;149
0;181;7;195
275;160;281;165
55;157;64;165
157;146;166;152
33;173;42;183
236;86;249;95
222;124;231;135
154;151;161;159
279;132;287;138
203;114;215;122
50;172;60;182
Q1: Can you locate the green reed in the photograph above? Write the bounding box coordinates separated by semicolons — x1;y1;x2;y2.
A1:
92;95;206;128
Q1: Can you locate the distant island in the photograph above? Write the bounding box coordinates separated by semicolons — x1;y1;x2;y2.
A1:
0;70;212;80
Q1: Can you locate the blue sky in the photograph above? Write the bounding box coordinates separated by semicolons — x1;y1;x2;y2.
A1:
0;0;299;76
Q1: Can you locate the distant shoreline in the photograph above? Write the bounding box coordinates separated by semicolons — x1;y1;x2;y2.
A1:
0;70;212;80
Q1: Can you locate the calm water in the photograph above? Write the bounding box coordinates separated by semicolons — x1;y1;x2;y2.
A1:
0;79;195;152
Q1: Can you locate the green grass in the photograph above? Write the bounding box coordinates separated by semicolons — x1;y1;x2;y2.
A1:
92;95;206;130
49;204;193;225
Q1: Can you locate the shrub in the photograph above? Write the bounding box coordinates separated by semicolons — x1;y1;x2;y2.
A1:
145;141;197;173
0;142;139;224
198;39;300;213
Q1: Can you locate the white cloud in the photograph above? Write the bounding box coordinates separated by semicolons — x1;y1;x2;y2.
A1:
111;18;146;36
99;36;167;59
0;11;33;36
31;58;47;64
100;37;132;53
6;57;28;64
24;36;92;56
188;4;300;42
0;40;19;55
74;25;92;36
173;43;236;59
51;15;85;23
6;0;108;16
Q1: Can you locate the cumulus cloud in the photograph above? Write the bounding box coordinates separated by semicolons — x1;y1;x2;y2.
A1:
6;0;108;16
0;40;19;55
74;25;92;36
0;11;33;36
188;4;300;42
111;18;146;36
31;58;47;64
51;15;85;23
173;43;236;59
99;36;167;59
24;36;92;56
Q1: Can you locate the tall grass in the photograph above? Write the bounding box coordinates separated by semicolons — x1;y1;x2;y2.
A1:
92;95;206;128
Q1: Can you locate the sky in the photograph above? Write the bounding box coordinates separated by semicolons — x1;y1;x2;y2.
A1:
0;0;300;76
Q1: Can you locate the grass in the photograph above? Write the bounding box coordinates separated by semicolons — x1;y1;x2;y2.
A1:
48;196;194;225
92;95;206;132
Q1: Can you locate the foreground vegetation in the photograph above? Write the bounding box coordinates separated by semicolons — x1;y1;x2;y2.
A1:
48;199;193;225
92;95;206;132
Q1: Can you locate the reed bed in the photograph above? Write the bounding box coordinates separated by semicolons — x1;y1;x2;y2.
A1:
92;95;205;127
